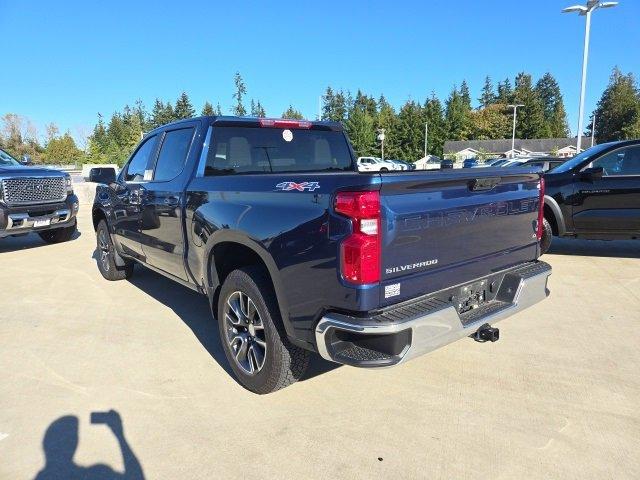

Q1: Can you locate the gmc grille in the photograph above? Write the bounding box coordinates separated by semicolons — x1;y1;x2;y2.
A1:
1;177;66;206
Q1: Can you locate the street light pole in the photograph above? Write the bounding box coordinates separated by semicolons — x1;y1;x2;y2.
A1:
507;104;524;158
424;122;428;157
378;129;386;161
591;113;596;147
563;1;619;153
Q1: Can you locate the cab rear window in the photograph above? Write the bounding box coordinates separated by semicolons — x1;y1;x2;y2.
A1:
204;127;353;175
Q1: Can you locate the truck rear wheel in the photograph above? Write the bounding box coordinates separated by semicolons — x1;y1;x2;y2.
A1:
540;217;553;255
217;266;309;394
96;220;134;281
38;221;77;244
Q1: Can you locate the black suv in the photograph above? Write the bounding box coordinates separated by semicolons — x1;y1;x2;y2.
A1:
0;148;79;242
541;139;640;253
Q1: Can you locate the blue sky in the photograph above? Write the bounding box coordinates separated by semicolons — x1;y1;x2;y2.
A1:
1;0;638;142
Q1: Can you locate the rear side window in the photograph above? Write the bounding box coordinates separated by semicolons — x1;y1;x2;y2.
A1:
153;128;194;181
125;135;157;182
204;127;353;175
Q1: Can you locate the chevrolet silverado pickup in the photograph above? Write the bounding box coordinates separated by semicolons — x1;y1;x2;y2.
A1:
0;148;79;242
541;139;640;253
90;116;551;394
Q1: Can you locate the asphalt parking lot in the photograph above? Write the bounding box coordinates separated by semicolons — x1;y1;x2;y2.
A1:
1;209;639;479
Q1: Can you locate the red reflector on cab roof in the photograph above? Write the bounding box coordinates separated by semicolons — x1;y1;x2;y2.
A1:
259;118;312;129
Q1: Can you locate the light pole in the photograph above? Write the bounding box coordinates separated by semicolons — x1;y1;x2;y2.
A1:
507;104;524;158
562;1;618;153
377;129;386;160
591;113;596;147
424;122;428;158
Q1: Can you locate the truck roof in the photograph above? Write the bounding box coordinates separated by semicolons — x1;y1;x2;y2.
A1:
147;116;344;136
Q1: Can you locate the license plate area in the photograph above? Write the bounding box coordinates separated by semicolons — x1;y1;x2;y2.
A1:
453;279;488;314
33;218;51;228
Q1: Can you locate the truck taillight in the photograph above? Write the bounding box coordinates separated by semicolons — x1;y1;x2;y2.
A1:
536;176;545;241
334;191;381;284
258;118;312;129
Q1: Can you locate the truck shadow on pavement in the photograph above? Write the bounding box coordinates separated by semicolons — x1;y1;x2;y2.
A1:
0;230;82;253
33;410;145;480
546;237;640;259
126;265;338;383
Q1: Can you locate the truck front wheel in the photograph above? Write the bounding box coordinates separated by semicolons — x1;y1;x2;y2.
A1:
95;220;134;281
38;221;77;244
218;266;309;394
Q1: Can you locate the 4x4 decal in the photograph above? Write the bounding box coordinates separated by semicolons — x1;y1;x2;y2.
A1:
275;181;320;192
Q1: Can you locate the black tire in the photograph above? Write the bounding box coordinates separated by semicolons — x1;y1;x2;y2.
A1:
540;217;553;255
38;221;77;243
95;220;134;281
380;167;388;172
217;266;310;394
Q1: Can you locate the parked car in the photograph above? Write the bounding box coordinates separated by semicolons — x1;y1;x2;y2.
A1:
90;116;551;394
540;140;640;253
388;159;415;170
516;157;565;172
357;156;400;172
463;158;479;168
501;158;531;168
0;148;79;242
440;159;454;169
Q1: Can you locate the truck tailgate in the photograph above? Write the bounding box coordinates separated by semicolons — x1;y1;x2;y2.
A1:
379;169;541;306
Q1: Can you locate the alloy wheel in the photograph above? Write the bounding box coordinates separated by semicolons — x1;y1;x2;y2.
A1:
223;291;267;375
97;228;111;272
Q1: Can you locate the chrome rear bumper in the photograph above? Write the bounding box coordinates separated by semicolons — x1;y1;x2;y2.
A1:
315;262;551;367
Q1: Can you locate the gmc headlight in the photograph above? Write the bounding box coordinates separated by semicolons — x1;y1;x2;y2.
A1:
65;175;73;194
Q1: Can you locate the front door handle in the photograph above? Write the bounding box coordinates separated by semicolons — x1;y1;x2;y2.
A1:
164;196;180;207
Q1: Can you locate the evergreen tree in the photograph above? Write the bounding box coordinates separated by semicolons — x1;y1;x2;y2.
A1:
535;73;569;137
345;104;376;157
353;90;377;117
496;78;513;104
174;92;195;119
215;103;223;115
513;72;546;138
321;86;335;120
479;76;497;108
445;86;469;141
44;132;83;164
423;94;446;157
150;99;175;128
250;99;266;117
588;67;640;142
282;105;304;119
395;100;424;160
232;72;247;116
201;101;215;116
460;81;472;110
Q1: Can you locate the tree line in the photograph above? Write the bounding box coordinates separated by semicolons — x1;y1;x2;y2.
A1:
1;68;639;165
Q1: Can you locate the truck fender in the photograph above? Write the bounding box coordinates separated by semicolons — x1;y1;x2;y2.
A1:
543;195;566;236
202;230;293;338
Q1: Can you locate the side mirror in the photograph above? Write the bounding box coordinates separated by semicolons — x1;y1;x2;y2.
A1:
581;166;604;181
21;154;32;165
89;167;116;184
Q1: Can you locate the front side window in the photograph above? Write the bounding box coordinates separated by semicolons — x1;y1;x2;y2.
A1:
125;136;157;182
0;149;20;166
204;127;353;176
153;128;194;181
591;146;640;176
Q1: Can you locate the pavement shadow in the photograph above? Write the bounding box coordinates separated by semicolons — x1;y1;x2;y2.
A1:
123;262;339;383
34;410;145;480
546;237;640;259
0;229;82;253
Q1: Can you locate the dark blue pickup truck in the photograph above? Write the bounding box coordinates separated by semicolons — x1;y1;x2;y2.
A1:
90;116;551;393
